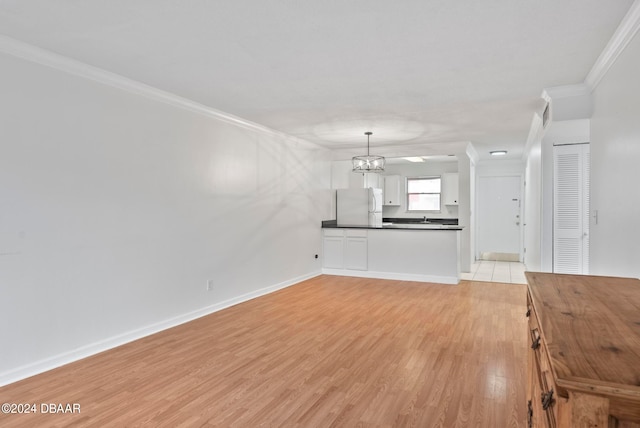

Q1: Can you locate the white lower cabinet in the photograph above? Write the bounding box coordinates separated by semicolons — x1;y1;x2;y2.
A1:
323;229;367;270
323;237;344;269
323;228;461;284
344;231;368;271
323;229;345;269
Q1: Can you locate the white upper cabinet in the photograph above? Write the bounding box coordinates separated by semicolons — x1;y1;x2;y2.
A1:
383;175;401;206
364;173;381;189
442;173;459;205
350;172;381;189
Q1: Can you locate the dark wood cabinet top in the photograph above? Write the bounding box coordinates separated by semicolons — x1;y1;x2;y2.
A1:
526;271;640;401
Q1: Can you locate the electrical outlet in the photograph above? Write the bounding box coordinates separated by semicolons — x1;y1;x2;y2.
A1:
207;280;215;291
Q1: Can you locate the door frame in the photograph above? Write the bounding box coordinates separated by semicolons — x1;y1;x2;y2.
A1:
474;173;525;262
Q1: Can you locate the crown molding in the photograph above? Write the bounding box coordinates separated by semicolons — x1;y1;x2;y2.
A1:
585;0;640;90
542;83;591;100
0;35;316;147
465;142;480;165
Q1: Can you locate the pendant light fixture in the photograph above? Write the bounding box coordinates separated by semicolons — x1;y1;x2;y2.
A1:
352;132;385;173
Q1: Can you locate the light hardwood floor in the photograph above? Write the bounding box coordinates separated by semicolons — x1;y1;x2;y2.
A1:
0;276;528;427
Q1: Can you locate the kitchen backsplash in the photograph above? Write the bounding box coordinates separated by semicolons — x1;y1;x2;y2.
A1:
383;204;458;219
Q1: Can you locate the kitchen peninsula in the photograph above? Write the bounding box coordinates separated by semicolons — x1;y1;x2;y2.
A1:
321;219;463;284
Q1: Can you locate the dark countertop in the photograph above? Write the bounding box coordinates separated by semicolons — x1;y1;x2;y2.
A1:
322;219;463;231
384;217;459;225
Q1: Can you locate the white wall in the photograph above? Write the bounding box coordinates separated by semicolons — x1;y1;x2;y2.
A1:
524;141;542;271
469;161;476;266
590;29;640;278
476;160;525;177
331;160;353;190
0;51;332;384
457;155;472;272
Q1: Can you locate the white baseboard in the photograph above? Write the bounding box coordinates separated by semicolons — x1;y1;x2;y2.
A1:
321;268;459;285
0;271;320;387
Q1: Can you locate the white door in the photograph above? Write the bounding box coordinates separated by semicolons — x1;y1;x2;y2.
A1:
553;143;589;274
477;176;522;258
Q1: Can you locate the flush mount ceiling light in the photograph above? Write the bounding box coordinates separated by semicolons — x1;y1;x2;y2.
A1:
490;150;508;156
403;157;425;163
352;132;385;173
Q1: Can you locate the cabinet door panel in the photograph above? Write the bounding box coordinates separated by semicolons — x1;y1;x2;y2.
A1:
443;173;459;205
323;237;344;269
344;237;367;270
383;175;401;206
350;173;381;189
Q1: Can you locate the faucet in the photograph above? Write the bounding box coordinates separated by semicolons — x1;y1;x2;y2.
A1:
423;216;428;223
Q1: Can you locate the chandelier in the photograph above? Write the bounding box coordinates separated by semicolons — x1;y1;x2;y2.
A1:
352;132;385;173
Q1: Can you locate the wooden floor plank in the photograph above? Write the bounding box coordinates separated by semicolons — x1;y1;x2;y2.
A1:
0;276;527;427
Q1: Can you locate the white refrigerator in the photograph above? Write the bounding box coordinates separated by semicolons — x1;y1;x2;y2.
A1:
336;188;383;227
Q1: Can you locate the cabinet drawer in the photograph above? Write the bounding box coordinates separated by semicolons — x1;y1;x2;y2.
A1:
345;229;368;238
538;361;558;427
527;291;566;428
531;353;552;428
323;229;345;237
527;293;542;356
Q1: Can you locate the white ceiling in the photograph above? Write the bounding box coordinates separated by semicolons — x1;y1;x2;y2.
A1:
0;1;634;160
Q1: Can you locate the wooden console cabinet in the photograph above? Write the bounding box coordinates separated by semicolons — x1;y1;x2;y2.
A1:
525;272;640;427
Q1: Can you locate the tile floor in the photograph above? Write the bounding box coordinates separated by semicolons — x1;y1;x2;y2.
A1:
461;261;527;284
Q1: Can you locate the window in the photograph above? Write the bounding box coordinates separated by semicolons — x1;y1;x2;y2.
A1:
407;176;441;211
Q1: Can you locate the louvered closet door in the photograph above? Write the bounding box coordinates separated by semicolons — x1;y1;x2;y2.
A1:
553;143;590;274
